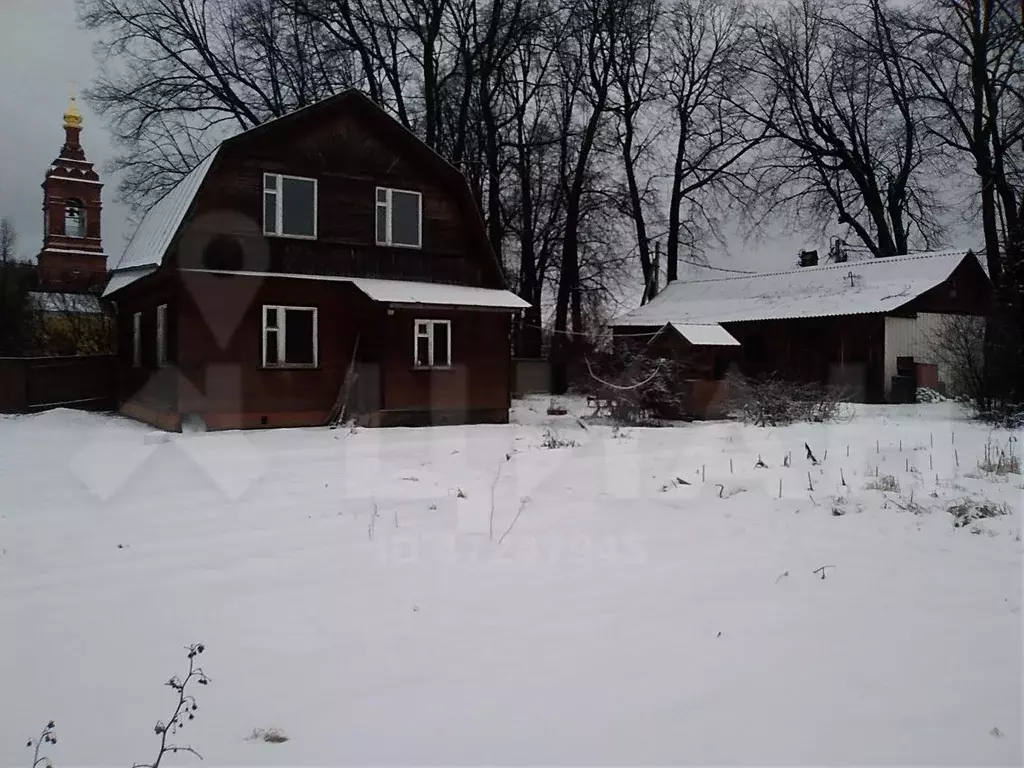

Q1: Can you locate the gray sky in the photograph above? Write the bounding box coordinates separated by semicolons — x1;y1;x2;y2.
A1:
0;0;131;262
0;0;976;276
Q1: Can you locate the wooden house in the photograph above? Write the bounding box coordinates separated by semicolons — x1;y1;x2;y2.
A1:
102;90;528;431
612;250;991;414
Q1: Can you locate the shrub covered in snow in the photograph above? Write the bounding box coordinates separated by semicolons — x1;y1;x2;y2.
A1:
916;387;947;403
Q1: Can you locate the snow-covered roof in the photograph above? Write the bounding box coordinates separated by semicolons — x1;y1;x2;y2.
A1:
28;292;104;315
104;267;158;297
103;151;220;296
179;269;529;309
653;322;740;347
104;90;507;299
615;250;984;327
351;277;529;309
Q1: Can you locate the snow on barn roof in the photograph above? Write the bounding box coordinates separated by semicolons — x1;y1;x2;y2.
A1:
652;322;741;347
615;250;985;327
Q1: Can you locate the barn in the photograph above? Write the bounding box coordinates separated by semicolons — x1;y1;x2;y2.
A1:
612;250;992;414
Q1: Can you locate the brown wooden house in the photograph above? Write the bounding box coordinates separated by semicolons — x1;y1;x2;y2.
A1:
102;90;528;431
613;250;992;414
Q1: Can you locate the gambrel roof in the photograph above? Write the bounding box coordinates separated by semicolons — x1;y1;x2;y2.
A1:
615;250;987;327
104;90;506;298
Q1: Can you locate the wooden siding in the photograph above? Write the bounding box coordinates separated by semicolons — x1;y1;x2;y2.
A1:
379;308;512;416
114;274;512;429
174;108;497;288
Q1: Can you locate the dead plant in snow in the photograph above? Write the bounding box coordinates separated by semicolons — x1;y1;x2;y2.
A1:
724;373;846;426
864;475;900;493
132;643;210;768
540;428;577;449
247;728;289;744
978;437;1020;475
26;721;57;768
948;498;1011;528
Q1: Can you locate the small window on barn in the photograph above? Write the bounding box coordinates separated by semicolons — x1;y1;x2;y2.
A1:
156;304;168;368
376;187;422;248
263;173;317;239
65;198;86;238
262;305;318;367
414;319;451;368
132;312;142;368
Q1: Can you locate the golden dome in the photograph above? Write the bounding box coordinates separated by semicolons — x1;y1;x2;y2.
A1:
64;95;83;129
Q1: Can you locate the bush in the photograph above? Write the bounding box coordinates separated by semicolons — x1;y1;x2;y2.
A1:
582;348;691;424
724;373;846;426
948;498;1010;528
930;313;1022;423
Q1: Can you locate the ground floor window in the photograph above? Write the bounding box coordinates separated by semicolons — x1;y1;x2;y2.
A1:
414;319;451;368
262;305;318;367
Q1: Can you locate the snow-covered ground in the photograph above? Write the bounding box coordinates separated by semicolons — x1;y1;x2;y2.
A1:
1;398;1021;766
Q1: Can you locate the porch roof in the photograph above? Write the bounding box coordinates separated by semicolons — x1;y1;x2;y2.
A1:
614;250;985;327
177;269;530;310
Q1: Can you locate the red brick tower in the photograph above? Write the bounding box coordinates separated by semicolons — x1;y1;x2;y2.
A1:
37;93;107;293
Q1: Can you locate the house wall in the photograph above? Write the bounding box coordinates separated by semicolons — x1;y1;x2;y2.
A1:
378;308;511;425
115;274;512;430
174;105;502;288
171;274;366;429
114;273;179;427
883;313;962;395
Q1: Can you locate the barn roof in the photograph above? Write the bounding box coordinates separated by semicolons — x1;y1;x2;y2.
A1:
615;250;986;327
103;90;505;298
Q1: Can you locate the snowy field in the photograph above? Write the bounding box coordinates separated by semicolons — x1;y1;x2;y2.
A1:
1;398;1021;766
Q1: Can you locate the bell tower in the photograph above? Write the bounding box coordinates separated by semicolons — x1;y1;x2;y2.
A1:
37;89;107;293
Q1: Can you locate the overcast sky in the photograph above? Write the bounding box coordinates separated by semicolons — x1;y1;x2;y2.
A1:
0;0;977;276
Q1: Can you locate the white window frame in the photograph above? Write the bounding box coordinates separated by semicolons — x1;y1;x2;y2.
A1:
375;187;423;249
261;305;319;368
263;173;318;240
132;312;142;368
414;319;451;369
156;304;168;368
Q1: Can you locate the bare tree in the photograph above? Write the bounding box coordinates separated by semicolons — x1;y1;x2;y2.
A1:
0;216;17;264
607;0;662;301
901;0;1023;404
79;0;355;207
662;0;766;282
549;0;620;391
746;0;940;257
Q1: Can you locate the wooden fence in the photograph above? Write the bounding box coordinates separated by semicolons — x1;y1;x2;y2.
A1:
0;355;116;413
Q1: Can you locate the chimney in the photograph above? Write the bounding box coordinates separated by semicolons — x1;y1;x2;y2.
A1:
799;249;819;267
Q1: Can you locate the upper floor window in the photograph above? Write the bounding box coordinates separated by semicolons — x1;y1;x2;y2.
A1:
376;188;422;248
65;199;85;238
264;173;317;239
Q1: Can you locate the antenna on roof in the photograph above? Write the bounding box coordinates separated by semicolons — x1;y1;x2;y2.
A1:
828;236;848;263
